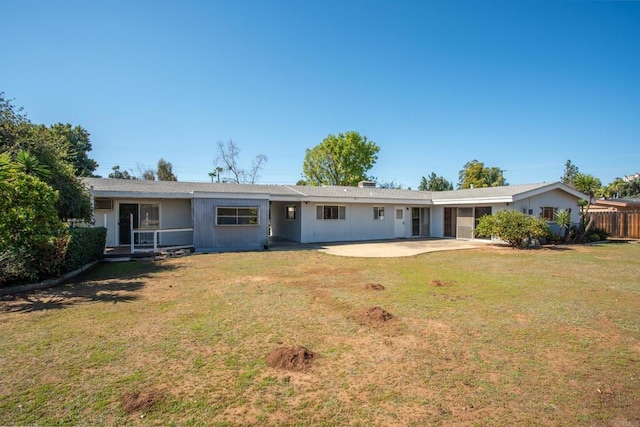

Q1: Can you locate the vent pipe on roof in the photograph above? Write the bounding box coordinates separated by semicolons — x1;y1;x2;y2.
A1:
358;180;376;188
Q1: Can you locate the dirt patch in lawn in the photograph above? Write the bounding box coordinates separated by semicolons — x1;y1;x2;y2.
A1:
429;279;457;287
353;306;394;326
121;389;165;414
266;346;317;371
364;283;385;291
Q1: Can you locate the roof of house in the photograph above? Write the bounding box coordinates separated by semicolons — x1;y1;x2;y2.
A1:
84;178;435;203
84;178;585;205
430;182;587;204
594;198;640;209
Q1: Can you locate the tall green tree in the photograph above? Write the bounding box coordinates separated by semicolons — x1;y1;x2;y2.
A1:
604;177;640;198
157;158;177;181
0;93;92;220
573;173;601;203
303;131;380;186
48;123;98;177
458;160;507;189
572;172;602;241
419;172;453;191
561;159;580;187
0;92;31;149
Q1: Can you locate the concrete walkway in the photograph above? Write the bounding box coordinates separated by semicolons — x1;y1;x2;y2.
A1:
314;238;491;258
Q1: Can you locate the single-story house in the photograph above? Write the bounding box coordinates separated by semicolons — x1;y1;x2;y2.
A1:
84;178;587;253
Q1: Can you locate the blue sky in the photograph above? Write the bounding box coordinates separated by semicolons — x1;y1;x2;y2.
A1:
3;0;639;187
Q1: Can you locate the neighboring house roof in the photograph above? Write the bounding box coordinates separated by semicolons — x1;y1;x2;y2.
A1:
84;178;585;205
593;198;640;210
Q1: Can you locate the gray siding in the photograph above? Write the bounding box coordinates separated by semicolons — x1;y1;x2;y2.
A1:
193;198;269;252
160;199;193;246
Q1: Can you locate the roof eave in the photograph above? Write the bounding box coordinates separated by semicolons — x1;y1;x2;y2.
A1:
432;196;513;205
513;183;588;201
92;191;192;199
303;196;432;204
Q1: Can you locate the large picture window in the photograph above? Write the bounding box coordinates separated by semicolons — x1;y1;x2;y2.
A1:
217;207;259;225
316;205;346;220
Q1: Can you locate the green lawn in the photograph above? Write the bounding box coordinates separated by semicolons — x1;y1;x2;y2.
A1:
1;243;639;425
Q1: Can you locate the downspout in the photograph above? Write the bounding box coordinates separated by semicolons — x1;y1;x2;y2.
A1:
191;193;196;252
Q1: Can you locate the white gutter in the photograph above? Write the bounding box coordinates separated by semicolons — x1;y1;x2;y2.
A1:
431;196;513;205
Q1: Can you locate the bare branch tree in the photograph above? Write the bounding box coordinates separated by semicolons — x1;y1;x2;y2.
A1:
248;154;267;184
215;139;267;184
216;140;242;183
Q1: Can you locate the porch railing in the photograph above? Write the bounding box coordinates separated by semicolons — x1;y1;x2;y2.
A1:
130;228;194;253
128;213;193;253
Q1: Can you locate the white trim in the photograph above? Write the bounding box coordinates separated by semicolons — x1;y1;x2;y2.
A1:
215;206;260;226
432;196;513;205
193;191;269;200
316;205;347;220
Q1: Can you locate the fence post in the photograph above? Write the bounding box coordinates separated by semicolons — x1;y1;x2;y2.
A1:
153;230;158;253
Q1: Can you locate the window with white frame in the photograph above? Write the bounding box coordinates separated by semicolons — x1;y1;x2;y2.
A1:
540;207;557;221
285;205;296;220
216;207;259;225
316;205;346;220
373;206;385;220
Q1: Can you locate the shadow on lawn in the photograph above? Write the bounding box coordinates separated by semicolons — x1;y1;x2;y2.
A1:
0;261;179;314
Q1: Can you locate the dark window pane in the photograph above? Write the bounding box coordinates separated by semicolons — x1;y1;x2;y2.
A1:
217;217;238;225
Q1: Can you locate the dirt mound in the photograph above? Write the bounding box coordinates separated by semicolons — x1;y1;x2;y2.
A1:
354;306;394;326
266;346;316;371
121;390;164;414
365;283;385;291
429;279;457;287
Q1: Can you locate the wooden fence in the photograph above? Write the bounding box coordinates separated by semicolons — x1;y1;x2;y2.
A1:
591;210;640;239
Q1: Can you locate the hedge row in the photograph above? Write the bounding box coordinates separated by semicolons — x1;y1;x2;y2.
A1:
0;227;106;288
65;227;108;272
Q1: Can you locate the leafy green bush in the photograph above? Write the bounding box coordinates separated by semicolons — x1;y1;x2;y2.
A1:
0;173;67;286
65;227;107;271
474;210;551;248
587;233;601;242
590;227;609;242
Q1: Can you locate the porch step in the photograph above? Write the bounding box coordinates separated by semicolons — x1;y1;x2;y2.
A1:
103;246;194;261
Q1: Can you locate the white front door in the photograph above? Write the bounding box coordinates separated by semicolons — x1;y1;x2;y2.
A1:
394;207;406;238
